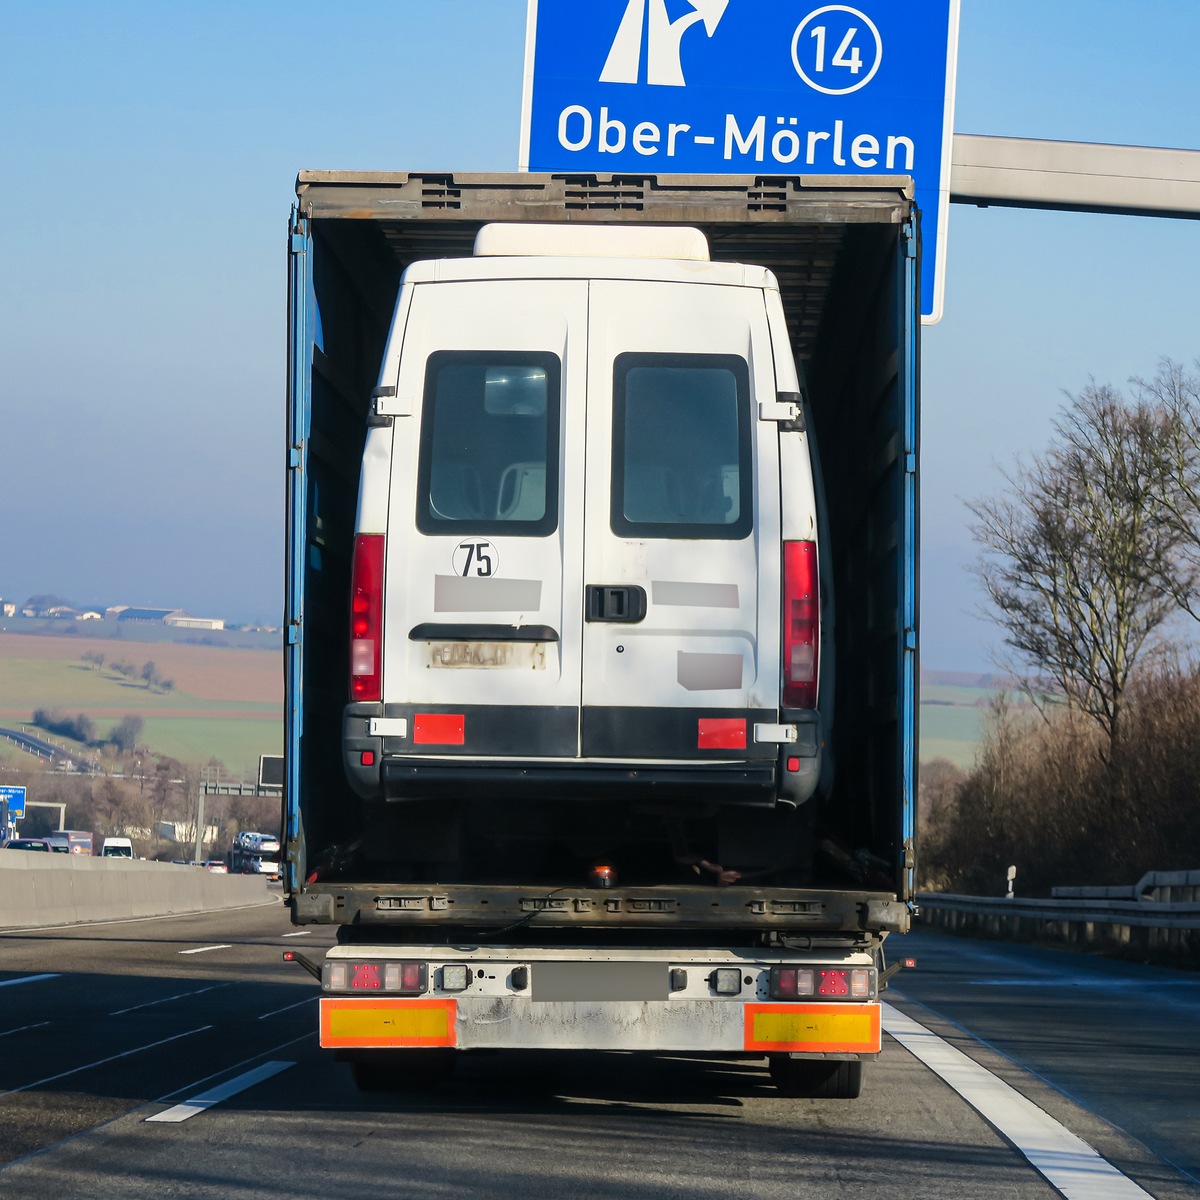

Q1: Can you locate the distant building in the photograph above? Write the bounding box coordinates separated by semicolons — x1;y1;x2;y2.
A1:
165;612;225;631
102;604;225;630
107;606;177;624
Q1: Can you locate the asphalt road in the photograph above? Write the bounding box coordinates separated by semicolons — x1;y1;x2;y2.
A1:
0;906;1196;1198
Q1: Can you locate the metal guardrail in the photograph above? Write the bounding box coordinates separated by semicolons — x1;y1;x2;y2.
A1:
917;872;1200;954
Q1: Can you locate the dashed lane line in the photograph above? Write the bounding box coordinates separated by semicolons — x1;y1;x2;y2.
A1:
145;1060;295;1123
0;974;61;988
110;983;232;1016
178;944;232;955
0;1027;212;1097
882;1002;1153;1199
0;1021;51;1039
256;996;318;1020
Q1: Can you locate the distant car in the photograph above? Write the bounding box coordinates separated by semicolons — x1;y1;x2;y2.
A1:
4;838;53;852
203;860;228;874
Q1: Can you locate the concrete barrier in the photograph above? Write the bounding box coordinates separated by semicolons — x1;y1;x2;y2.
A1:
0;854;274;930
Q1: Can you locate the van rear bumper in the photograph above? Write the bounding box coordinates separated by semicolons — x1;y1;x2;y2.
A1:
378;759;778;805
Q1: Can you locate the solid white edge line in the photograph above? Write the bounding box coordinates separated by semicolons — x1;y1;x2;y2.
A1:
146;1060;294;1123
0;973;61;988
882;1003;1153;1200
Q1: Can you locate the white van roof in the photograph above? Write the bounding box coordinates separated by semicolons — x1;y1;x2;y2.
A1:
473;223;710;261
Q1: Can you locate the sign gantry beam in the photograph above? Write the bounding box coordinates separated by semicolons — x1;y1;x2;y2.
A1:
950;133;1200;219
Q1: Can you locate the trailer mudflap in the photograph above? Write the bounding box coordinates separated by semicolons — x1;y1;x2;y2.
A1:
743;1003;880;1054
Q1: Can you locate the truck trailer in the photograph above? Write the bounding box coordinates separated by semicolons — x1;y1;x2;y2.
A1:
284;172;918;1098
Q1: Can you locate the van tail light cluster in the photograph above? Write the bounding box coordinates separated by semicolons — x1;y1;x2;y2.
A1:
350;534;384;701
782;540;819;708
769;966;875;1000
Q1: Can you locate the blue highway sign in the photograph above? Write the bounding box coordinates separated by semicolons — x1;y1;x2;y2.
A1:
0;785;27;819
521;0;960;321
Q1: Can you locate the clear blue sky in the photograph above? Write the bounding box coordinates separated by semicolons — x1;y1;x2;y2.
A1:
1;1;1198;670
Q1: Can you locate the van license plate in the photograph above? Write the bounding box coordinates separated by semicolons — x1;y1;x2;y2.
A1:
428;642;546;669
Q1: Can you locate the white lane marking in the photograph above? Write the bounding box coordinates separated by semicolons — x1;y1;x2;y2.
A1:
0;973;61;988
0;1021;51;1039
281;930;311;937
178;944;232;955
882;1003;1153;1199
0;1026;211;1096
110;982;232;1015
256;996;318;1021
146;1060;294;1123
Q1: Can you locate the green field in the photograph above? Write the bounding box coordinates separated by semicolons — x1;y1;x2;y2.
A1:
0;658;273;713
917;688;995;769
137;717;282;775
0;642;280;773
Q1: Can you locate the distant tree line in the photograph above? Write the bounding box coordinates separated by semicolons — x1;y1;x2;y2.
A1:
32;708;145;753
922;358;1200;894
81;651;174;692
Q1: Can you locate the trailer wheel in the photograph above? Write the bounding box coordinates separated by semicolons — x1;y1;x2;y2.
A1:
350;1050;456;1093
768;1056;863;1099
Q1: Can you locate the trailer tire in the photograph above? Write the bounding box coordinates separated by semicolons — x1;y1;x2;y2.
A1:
350;1049;456;1093
768;1056;863;1099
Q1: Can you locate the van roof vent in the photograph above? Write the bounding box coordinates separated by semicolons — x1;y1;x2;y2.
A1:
473;223;710;262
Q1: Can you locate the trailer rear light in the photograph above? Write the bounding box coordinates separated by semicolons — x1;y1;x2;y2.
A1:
769;967;815;999
711;968;743;995
325;960;428;994
818;969;850;996
350;963;382;990
782;540;818;708
440;964;470;992
350;533;384;702
850;969;871;998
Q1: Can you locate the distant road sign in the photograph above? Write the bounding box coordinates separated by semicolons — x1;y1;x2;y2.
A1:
0;785;27;819
521;0;960;322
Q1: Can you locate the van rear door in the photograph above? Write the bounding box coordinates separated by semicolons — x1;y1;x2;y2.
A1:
380;276;588;756
580;279;782;764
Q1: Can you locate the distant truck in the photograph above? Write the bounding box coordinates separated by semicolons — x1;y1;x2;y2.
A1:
51;830;93;855
229;831;281;879
283;173;918;1099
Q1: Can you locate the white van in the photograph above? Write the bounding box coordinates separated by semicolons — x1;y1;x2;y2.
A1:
342;224;830;882
100;836;134;859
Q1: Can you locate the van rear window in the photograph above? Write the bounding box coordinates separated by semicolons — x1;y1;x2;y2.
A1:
416;351;560;536
611;353;752;539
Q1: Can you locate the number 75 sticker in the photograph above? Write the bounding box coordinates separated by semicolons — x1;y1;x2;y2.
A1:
453;539;499;578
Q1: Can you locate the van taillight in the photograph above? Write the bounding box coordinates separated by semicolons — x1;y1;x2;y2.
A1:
782;540;818;709
350;534;384;702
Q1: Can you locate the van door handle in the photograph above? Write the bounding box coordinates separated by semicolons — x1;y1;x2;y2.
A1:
585;584;647;623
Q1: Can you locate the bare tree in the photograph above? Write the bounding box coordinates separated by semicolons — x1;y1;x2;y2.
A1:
1132;358;1200;616
108;714;145;754
970;381;1197;758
